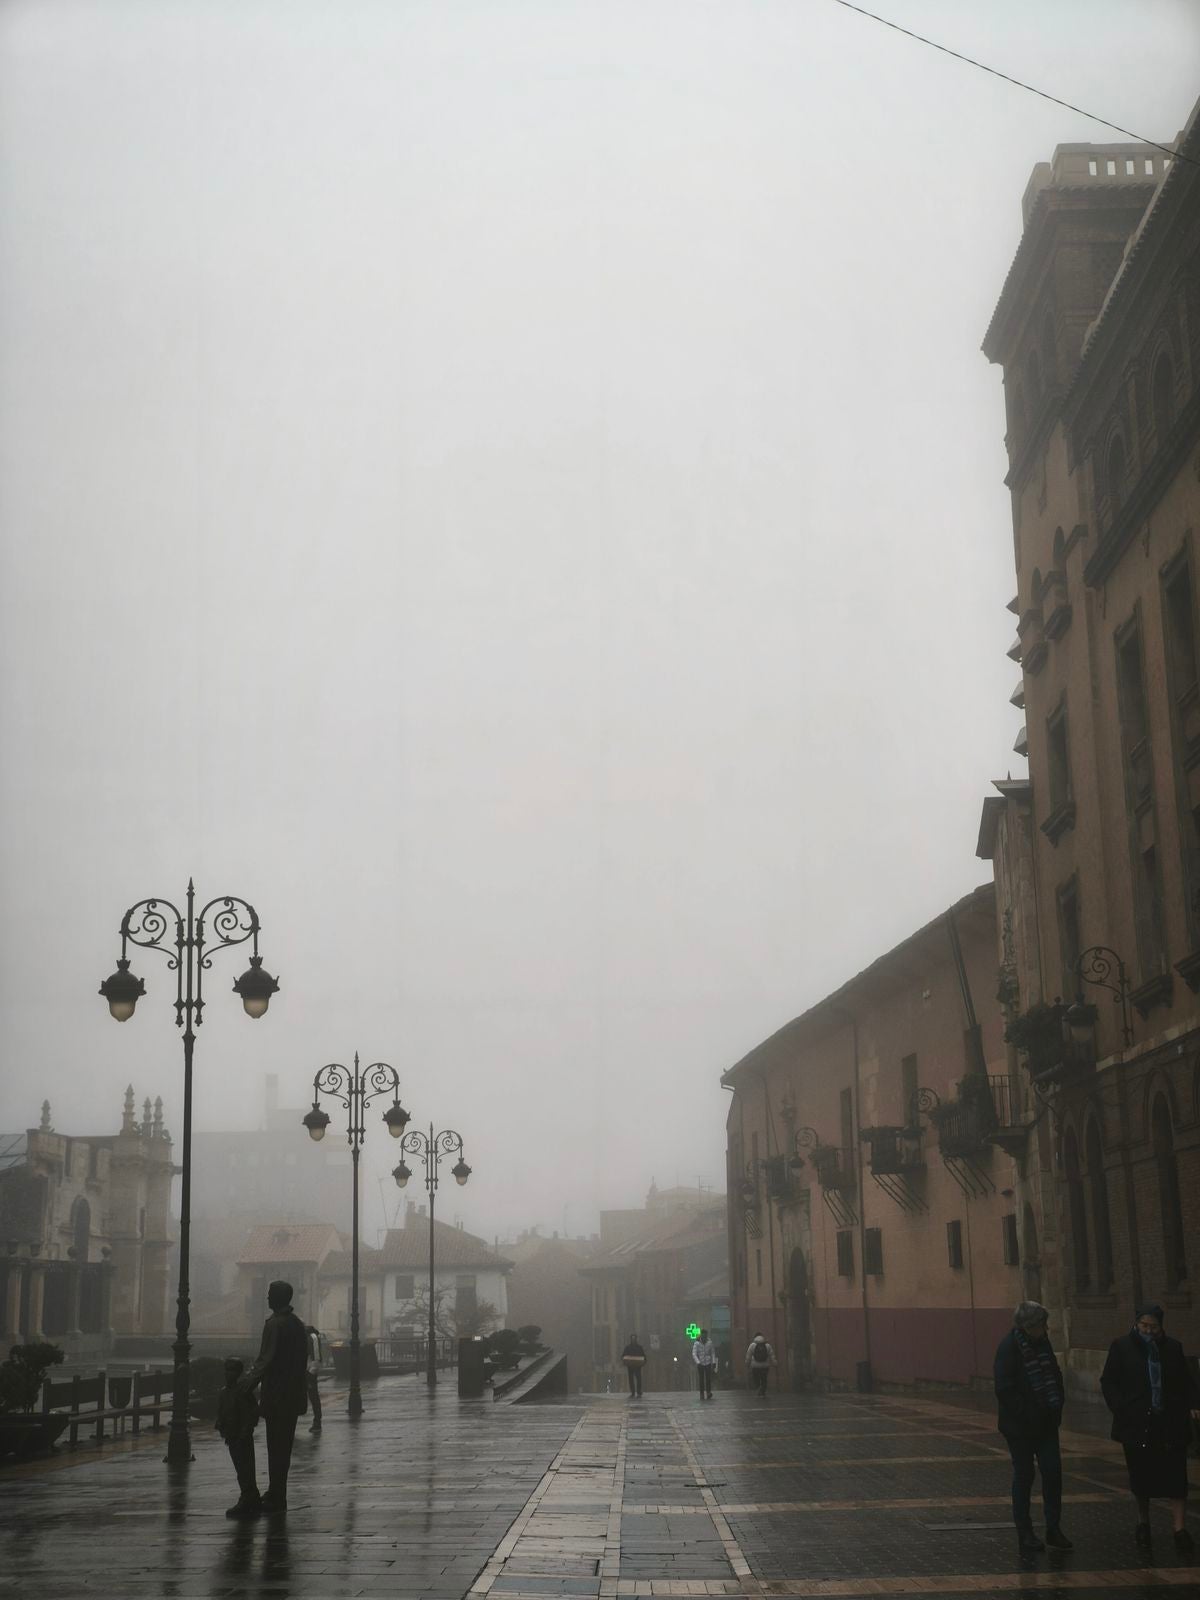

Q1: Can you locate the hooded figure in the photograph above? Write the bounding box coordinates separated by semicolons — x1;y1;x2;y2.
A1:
1101;1303;1200;1553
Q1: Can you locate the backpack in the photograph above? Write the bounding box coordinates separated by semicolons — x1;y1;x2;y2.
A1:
751;1342;770;1367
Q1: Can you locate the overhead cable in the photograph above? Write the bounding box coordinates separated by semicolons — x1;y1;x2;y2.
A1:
829;0;1198;169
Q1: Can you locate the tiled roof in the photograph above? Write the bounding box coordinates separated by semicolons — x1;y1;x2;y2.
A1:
378;1220;512;1271
319;1246;384;1277
579;1205;726;1271
236;1223;342;1266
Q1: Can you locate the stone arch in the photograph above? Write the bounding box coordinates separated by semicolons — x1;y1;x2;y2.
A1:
1139;1068;1182;1145
1151;346;1175;439
1083;1112;1114;1291
1151;1092;1187;1287
1106;430;1128;512
70;1196;91;1264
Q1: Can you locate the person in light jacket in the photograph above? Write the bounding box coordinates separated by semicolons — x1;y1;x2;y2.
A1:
692;1330;717;1400
1100;1303;1200;1553
993;1301;1072;1556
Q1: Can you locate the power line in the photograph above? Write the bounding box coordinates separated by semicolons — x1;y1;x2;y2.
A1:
829;0;1197;169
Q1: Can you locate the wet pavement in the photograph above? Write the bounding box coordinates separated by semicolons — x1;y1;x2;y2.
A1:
2;1376;1199;1598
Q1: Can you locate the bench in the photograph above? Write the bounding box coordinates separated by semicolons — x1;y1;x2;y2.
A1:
41;1369;170;1447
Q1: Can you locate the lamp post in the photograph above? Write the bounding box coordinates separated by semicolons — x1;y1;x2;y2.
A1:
302;1057;409;1419
1068;945;1134;1050
391;1125;471;1387
98;880;279;1466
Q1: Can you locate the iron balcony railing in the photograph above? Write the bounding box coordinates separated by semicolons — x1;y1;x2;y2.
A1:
812;1145;856;1192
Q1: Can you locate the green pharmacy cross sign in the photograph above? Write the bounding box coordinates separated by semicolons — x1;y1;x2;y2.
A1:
685;1322;702;1340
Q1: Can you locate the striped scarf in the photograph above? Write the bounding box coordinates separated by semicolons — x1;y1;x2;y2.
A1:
1015;1328;1063;1412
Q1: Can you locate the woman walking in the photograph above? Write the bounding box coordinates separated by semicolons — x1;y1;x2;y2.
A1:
1100;1304;1200;1552
993;1301;1072;1555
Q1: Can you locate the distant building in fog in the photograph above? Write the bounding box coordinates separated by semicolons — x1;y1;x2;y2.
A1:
501;1229;597;1386
379;1206;512;1336
0;1088;174;1357
190;1074;352;1230
579;1182;728;1392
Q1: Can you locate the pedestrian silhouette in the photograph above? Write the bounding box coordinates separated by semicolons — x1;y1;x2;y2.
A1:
240;1280;309;1514
216;1357;260;1518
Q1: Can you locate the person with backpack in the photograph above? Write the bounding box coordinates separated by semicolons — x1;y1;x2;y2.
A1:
746;1333;774;1397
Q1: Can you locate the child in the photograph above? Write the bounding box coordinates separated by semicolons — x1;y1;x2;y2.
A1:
216;1356;261;1517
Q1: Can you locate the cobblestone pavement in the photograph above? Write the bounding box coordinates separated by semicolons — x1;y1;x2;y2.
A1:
2;1378;1199;1598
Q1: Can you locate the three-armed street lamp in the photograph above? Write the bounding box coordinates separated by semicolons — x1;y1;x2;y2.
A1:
391;1126;471;1387
98;880;279;1467
303;1057;409;1419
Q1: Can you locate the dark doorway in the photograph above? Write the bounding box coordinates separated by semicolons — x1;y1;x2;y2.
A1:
788;1247;812;1390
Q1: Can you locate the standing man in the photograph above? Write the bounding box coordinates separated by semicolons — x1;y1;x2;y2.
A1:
692;1329;718;1400
305;1324;323;1434
994;1301;1073;1556
240;1280;309;1514
621;1334;646;1399
746;1332;774;1398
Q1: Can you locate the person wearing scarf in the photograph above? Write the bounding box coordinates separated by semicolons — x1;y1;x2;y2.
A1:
1101;1303;1200;1552
994;1301;1072;1556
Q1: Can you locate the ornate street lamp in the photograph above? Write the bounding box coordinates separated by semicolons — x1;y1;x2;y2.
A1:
304;1056;408;1418
391;1124;470;1387
99;881;278;1466
1070;945;1134;1050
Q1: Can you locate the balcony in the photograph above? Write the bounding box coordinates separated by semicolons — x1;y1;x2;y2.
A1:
862;1127;924;1176
811;1145;856;1193
1005;1001;1068;1081
931;1093;996;1160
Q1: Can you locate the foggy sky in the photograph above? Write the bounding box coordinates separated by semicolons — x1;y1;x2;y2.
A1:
1;1;1195;1243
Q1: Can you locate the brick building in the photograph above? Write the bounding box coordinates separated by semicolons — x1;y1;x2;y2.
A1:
722;885;1025;1391
0;1089;175;1356
979;104;1200;1399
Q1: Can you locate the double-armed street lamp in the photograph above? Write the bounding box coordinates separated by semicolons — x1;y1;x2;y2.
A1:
303;1056;409;1418
99;880;279;1467
391;1126;471;1387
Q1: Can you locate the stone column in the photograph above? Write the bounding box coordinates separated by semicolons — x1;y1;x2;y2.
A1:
2;1262;22;1344
68;1263;83;1338
27;1263;46;1340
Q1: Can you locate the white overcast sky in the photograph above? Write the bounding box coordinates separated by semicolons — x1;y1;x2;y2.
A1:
1;1;1196;1242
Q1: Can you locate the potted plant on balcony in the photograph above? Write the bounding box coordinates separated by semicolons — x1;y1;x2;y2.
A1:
0;1342;68;1459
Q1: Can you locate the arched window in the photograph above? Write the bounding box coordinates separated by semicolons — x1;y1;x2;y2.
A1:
1151;1094;1187;1286
1030;567;1043;607
1053;528;1066;570
1009;383;1026;437
1085;1118;1113;1290
1152;352;1175;440
1042;311;1057;388
1107;433;1127;511
1064;1128;1090;1291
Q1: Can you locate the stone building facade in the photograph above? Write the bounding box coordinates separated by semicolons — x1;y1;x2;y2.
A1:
0;1089;175;1357
722;886;1023;1392
979;105;1200;1399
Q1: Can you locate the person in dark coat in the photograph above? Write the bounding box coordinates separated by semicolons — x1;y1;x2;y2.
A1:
994;1301;1073;1555
621;1335;646;1398
215;1357;261;1518
239;1280;309;1514
1100;1303;1200;1552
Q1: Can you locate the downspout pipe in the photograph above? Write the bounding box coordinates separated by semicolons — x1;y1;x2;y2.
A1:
828;1001;869;1391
